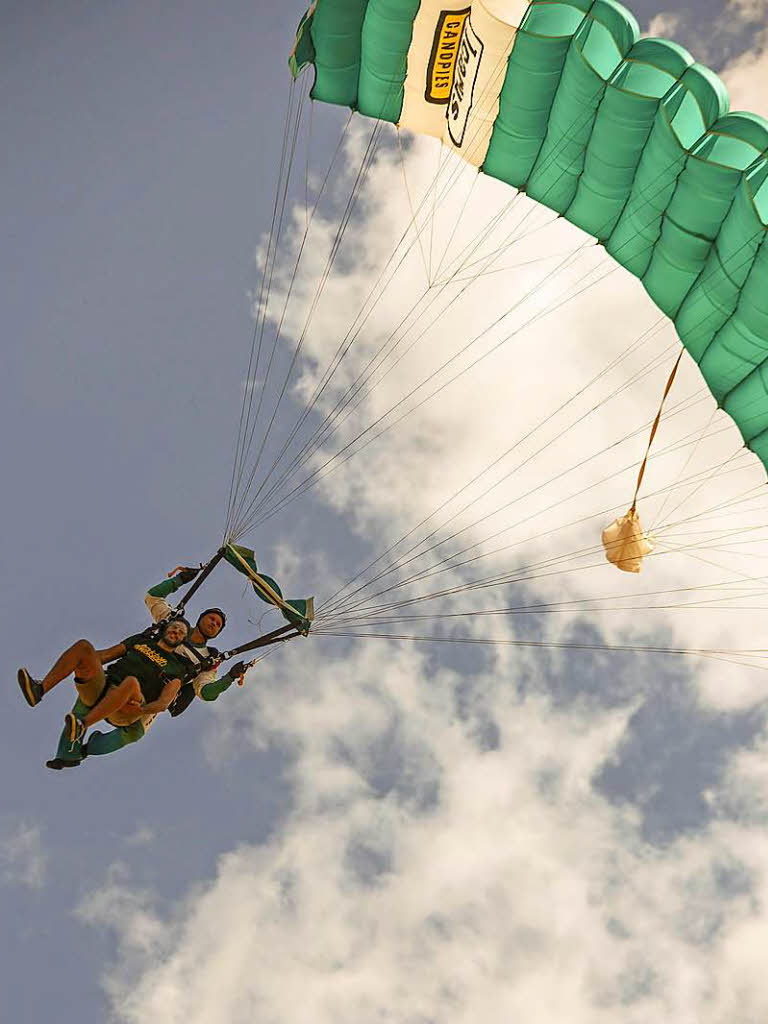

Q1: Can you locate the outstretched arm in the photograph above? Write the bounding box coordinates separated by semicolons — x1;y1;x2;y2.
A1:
199;673;234;702
168;666;234;715
200;662;248;701
144;566;199;622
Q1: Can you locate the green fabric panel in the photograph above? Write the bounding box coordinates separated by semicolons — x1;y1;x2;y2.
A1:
357;0;419;122
723;338;768;440
566;39;691;238
673;63;731;132
700;234;768;409
706;111;768;155
748;425;768;468
643;112;768;317
525;0;638;213
290;6;317;78
618;36;692;79
748;155;768;222
310;0;369;107
604;97;687;273
524;0;593;31
484;2;590;187
257;572;284;601
675;174;767;359
690;152;768;429
643;213;715;316
225;544;313;630
605;65;726;275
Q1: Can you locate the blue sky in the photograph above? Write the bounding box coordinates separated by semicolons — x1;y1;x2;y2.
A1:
1;4;316;1017
3;2;768;1022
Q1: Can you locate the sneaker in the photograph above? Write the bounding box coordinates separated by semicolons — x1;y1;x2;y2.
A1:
17;668;44;708
64;712;86;745
45;758;82;771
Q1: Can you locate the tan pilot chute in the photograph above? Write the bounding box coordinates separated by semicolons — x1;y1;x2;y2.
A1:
602;509;654;573
603;352;682;574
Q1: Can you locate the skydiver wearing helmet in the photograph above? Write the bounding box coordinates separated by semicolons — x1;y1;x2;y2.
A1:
17;565;246;769
143;565;229;718
143;566;248;719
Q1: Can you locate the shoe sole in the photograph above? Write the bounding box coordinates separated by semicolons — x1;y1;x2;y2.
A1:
17;669;39;708
46;758;81;771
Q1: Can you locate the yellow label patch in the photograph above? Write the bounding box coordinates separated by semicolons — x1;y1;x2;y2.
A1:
134;644;168;668
425;8;471;105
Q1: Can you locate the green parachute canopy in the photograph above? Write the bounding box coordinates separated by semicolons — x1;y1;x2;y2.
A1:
290;0;768;471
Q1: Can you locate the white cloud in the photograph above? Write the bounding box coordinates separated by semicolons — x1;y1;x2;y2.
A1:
0;822;47;890
646;12;682;38
86;641;768;1022
77;862;170;1009
649;0;768;111
729;0;768;23
721;30;768;111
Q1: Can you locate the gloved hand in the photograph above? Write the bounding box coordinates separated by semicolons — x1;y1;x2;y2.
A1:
174;566;200;584
227;661;248;682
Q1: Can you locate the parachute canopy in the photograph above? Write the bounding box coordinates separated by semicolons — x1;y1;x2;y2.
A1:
291;0;768;473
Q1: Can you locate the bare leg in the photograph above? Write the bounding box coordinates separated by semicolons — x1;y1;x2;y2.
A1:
82;676;143;729
42;639;102;694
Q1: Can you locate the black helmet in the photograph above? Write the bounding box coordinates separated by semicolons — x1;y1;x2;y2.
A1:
197;607;226;633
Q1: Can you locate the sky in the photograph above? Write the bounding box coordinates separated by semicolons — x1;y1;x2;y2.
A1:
2;1;768;1022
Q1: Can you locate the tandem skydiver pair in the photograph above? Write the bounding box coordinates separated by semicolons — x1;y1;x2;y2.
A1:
17;546;314;772
17;565;250;770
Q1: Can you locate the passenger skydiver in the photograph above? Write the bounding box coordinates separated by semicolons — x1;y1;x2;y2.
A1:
62;617;191;744
61;617;192;745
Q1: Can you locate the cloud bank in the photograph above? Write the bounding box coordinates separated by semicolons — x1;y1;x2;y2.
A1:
81;642;768;1022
